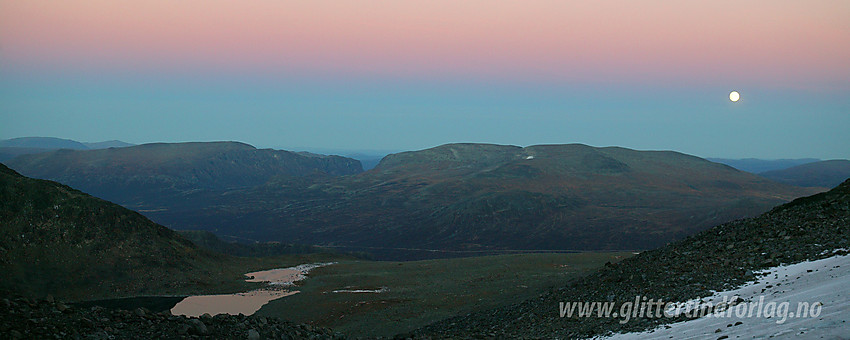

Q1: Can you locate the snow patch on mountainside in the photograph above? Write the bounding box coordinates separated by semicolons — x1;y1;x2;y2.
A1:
601;253;850;339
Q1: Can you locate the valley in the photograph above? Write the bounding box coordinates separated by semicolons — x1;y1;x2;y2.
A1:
257;252;631;337
0;160;632;337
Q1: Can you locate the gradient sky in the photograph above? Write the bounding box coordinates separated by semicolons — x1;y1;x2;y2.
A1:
1;1;848;158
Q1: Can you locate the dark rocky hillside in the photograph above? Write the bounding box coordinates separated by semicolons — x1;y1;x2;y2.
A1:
0;164;248;300
5;141;363;206
412;177;850;338
153;143;818;253
760;159;850;188
0;295;343;339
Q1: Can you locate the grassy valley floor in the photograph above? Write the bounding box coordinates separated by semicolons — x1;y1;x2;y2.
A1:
257;252;631;337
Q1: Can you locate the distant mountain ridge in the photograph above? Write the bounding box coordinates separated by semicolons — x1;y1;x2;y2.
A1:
83;140;135;149
707;157;820;173
760;159;850;188
0;137;135;150
137;143;818;255
0;137;90;150
290;147;396;170
0;137;135;162
5;141;363;205
4;141;820;257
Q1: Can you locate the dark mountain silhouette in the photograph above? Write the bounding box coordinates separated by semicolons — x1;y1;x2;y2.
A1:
759;159;850;188
4;142;819;256
0;164;241;300
0;137;135;162
5;141;363;205
0;137;89;150
291;147;396;170
137;143;817;254
414;177;850;338
83;140;136;149
707;158;820;173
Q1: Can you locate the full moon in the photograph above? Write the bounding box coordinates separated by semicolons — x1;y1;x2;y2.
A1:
729;91;740;102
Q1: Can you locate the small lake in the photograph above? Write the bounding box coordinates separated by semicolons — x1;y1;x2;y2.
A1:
170;262;334;317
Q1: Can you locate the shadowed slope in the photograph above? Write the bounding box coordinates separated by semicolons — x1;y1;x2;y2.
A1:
153;143;817;254
413;177;850;338
5;141;363;207
0;164;243;300
760;159;850;188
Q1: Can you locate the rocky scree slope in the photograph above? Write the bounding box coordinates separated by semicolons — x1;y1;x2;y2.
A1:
412;177;850;338
0;295;343;339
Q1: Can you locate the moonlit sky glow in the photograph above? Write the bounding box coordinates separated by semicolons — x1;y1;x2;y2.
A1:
1;1;848;158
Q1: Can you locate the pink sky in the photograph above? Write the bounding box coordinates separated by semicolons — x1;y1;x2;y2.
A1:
2;1;848;86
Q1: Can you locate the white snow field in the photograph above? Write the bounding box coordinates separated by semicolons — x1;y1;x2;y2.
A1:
600;253;850;339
